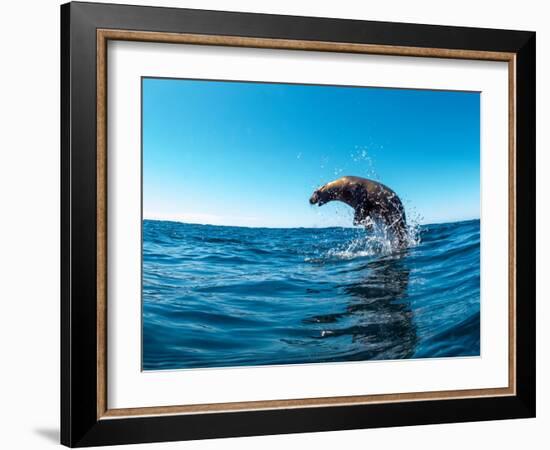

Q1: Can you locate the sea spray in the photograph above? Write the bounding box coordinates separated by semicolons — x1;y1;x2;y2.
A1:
308;215;422;263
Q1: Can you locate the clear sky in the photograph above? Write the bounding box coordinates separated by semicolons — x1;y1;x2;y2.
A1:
143;77;480;228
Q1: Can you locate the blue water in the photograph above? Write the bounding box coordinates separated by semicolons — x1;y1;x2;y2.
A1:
142;219;480;370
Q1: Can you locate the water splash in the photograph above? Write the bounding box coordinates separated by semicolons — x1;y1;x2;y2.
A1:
333;223;411;260
404;205;423;247
310;145;422;260
350;146;379;180
309;214;421;263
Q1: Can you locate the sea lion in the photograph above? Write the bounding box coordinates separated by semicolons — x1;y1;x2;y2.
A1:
309;176;408;246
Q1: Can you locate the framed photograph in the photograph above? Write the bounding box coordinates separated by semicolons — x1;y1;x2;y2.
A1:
61;2;535;447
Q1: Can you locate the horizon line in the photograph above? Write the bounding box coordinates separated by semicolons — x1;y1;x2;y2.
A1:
142;216;481;229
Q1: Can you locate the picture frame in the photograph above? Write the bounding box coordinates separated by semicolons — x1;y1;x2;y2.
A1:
60;1;535;447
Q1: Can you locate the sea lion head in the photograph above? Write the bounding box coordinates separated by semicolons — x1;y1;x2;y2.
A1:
310;178;354;207
309;188;328;206
309;183;339;206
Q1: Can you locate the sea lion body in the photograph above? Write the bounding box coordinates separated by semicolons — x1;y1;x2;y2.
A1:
309;176;408;246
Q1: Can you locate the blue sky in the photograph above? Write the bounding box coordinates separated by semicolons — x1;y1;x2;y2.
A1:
143;77;479;228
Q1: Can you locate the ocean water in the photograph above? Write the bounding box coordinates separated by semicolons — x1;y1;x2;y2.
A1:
142;219;480;370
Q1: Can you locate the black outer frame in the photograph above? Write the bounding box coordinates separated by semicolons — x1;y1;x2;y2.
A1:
60;1;535;447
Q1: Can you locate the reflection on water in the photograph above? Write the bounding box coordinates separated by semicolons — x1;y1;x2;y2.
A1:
304;256;416;361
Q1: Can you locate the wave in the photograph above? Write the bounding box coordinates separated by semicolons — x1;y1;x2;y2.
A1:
142;218;480;370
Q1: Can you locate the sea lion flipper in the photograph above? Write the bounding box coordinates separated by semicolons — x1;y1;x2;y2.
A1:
353;207;368;226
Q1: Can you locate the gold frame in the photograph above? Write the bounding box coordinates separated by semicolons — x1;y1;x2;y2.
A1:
96;29;516;420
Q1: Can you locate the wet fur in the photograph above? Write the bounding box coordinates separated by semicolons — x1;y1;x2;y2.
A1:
310;176;408;246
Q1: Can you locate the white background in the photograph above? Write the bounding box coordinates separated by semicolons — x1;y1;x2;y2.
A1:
0;0;546;449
